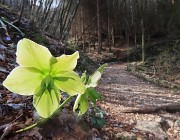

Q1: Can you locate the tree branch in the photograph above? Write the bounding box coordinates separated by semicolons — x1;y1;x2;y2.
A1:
120;104;180;114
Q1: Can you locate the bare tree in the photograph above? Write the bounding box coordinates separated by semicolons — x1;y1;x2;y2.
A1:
18;0;25;23
107;0;111;52
97;0;101;54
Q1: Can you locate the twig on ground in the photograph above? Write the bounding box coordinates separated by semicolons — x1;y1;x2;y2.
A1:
120;104;180;114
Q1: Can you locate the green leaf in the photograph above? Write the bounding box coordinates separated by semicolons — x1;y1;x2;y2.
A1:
73;94;82;112
79;93;89;115
94;117;106;128
50;57;58;66
73;64;106;115
16;38;52;72
54;71;86;96
90;115;106;128
97;64;107;73
81;71;86;84
42;76;55;93
51;51;79;74
87;64;107;87
73;91;90;115
87;87;102;106
3;67;44;95
33;89;60;118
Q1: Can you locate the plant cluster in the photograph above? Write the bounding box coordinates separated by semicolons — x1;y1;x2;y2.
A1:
3;38;106;132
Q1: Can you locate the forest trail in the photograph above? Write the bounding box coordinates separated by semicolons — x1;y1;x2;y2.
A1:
97;62;180;140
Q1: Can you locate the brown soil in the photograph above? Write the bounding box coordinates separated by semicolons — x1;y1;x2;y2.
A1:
97;62;180;139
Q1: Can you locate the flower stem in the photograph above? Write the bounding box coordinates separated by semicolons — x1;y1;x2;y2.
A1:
13;96;73;134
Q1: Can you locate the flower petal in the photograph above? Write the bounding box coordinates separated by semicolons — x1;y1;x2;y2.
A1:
53;71;86;96
51;51;79;74
87;64;107;87
3;67;44;95
16;38;52;71
33;90;60;118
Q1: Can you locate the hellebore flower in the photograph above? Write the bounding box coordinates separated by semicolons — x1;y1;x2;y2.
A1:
73;64;106;115
3;38;86;118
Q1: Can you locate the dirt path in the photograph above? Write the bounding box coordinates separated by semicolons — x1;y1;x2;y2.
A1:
97;62;180;140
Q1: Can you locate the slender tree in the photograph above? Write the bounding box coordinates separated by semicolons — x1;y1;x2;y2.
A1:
107;0;111;52
18;0;25;23
97;0;101;54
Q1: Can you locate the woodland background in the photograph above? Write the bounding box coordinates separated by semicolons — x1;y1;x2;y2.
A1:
0;0;180;139
1;0;180;54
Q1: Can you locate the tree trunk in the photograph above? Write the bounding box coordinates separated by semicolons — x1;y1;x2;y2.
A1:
141;19;145;64
41;0;53;28
97;0;101;54
111;27;115;48
108;0;111;52
61;0;81;41
134;31;137;48
61;0;73;40
81;7;85;52
18;0;25;24
44;2;59;32
126;30;130;71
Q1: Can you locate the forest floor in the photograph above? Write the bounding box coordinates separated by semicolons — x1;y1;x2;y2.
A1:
96;62;180;140
0;33;179;139
0;44;180;140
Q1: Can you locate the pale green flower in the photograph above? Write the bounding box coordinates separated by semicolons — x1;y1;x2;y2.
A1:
73;64;106;115
3;38;86;118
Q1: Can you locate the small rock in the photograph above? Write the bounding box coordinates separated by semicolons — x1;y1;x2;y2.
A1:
104;127;110;131
33;112;40;120
115;131;136;140
159;118;171;130
177;99;180;102
135;121;168;140
92;138;102;140
0;67;7;73
166;119;174;127
155;117;165;123
0;44;6;49
137;135;147;140
0;54;5;61
113;124;119;127
174;119;180;127
12;93;20;98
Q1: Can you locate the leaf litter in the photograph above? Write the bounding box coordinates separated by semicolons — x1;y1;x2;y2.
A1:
97;62;180;139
